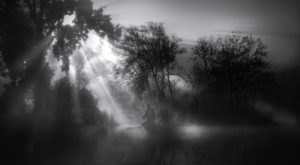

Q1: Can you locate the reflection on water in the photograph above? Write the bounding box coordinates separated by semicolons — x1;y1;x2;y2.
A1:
178;124;209;139
114;124;146;139
108;122;300;165
255;101;298;126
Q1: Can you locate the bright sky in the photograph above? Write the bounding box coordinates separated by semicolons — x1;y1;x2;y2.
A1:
92;0;300;69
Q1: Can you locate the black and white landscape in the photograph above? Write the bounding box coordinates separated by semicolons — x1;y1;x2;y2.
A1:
1;0;300;165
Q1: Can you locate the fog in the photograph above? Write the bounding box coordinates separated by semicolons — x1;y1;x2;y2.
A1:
1;0;300;165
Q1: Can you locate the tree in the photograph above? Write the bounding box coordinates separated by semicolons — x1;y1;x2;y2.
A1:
191;32;273;108
0;0;120;114
117;22;186;99
79;88;108;126
0;1;119;162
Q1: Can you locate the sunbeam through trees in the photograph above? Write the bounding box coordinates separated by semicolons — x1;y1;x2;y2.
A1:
1;0;300;165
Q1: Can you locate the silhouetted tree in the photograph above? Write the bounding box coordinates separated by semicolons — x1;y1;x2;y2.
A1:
79;88;108;126
52;77;107;126
0;0;120;115
0;1;117;163
191;32;273;109
117;22;186;99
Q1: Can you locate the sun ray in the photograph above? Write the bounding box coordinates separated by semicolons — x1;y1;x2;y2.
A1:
66;31;131;125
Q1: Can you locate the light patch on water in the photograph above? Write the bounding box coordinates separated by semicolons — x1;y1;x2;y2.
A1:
114;124;146;139
178;124;209;139
255;101;298;126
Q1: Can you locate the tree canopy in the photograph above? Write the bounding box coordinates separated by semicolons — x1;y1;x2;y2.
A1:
0;0;121;77
191;32;273;107
0;0;120;114
117;22;186;99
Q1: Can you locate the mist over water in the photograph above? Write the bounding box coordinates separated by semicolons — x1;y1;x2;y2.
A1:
1;1;300;165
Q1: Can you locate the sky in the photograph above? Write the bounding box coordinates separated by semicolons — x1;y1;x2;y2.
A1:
2;0;300;93
92;0;300;69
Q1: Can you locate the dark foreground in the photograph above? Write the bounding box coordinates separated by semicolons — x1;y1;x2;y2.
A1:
0;118;299;165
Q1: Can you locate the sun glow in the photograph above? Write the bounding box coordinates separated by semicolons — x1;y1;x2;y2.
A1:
74;31;129;124
47;31;132;125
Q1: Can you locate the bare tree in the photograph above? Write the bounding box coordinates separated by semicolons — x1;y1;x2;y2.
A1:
117;22;186;99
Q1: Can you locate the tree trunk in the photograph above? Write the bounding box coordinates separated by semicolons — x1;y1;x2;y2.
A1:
167;64;173;97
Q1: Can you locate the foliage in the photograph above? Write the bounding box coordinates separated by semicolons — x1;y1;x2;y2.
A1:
79;88;108;126
191;32;273;107
0;0;120;114
0;0;121;78
0;0;36;78
52;77;107;126
117;22;186;99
